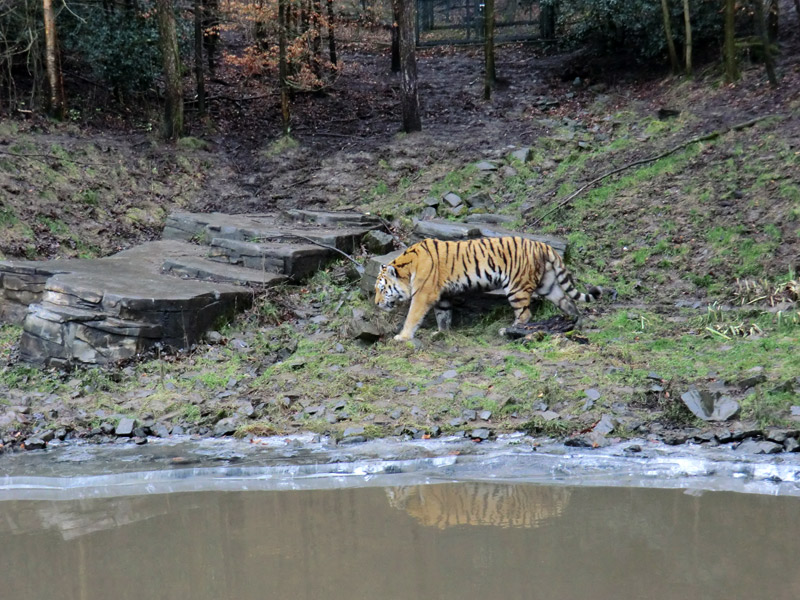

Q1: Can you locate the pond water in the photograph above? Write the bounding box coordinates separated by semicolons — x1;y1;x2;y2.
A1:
2;437;800;599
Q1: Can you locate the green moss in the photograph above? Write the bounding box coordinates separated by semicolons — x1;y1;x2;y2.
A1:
36;215;71;236
177;137;211;151
262;135;299;158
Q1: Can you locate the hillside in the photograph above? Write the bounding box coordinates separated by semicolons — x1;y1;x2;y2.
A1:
0;26;799;452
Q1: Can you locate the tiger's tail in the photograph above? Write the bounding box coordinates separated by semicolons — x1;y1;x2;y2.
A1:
538;253;616;327
557;263;615;304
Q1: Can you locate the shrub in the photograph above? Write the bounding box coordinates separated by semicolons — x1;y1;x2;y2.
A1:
550;0;722;64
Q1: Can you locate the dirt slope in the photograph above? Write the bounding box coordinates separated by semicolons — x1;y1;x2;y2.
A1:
1;22;799;452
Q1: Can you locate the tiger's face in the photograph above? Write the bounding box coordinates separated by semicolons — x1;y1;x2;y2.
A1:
374;265;410;310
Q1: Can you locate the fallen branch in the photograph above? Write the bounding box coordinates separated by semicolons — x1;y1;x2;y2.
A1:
529;114;786;227
299;130;364;139
0;148;112;168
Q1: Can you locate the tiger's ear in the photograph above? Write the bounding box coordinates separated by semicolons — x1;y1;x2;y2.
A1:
383;265;397;278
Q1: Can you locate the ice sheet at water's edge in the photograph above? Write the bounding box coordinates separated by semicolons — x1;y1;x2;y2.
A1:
1;434;799;501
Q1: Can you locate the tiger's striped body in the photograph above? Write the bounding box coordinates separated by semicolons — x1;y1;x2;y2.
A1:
374;236;605;341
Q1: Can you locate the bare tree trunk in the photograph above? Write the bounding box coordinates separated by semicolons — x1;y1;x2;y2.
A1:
539;0;556;39
326;0;337;66
421;0;433;30
300;0;308;34
279;0;291;135
194;0;205;117
203;0;219;74
723;0;739;83
484;0;495;100
394;0;421;132
42;0;65;118
766;0;778;42
660;0;679;74
290;0;297;33
391;1;401;73
311;0;322;77
682;0;692;75
753;0;778;86
155;0;183;139
255;0;268;50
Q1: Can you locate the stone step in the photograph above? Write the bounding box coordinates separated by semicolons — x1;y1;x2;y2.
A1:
206;238;334;280
281;208;380;227
163;211;379;253
2;209;385;367
2;209;386;368
162;255;289;286
361;250;404;297
2;241;253;367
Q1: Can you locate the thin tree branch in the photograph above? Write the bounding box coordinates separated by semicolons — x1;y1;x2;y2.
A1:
374;213;407;249
529;114;786;227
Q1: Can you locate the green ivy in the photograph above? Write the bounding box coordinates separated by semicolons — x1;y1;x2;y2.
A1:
62;3;163;98
550;0;723;63
1;0;195;106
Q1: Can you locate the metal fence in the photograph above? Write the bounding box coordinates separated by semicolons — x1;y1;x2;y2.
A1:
415;0;554;46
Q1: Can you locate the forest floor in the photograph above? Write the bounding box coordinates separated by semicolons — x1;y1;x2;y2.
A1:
1;22;799;453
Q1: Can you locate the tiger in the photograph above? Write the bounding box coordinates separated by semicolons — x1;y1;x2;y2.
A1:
374;236;608;341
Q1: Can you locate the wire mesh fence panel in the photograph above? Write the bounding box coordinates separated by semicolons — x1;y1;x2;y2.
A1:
416;0;552;46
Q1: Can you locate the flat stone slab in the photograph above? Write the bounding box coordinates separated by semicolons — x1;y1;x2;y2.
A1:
681;387;741;422
2;241;253;367
2;242;202;323
463;214;517;224
163;211;379;254
207;238;334;280
2;210;384;367
281;209;380;227
163;255;288;286
0;259;94;323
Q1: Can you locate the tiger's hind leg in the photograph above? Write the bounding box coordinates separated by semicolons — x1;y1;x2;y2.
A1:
501;286;534;337
537;277;584;326
556;294;584;328
507;287;534;325
434;298;453;332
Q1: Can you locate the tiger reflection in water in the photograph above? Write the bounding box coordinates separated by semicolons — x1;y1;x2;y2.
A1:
385;482;571;529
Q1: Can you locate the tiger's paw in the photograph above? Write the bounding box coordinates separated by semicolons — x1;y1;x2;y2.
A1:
394;334;413;342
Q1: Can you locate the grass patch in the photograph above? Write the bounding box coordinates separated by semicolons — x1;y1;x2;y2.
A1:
520;415;579;437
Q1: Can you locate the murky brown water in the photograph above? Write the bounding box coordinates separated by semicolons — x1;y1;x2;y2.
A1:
2;483;799;599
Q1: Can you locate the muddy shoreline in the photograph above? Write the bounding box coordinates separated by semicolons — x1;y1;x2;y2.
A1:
2;388;799;457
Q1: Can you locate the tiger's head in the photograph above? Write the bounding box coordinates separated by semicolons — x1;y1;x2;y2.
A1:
374;264;410;310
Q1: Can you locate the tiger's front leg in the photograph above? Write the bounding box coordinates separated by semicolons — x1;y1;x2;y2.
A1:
395;291;437;341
